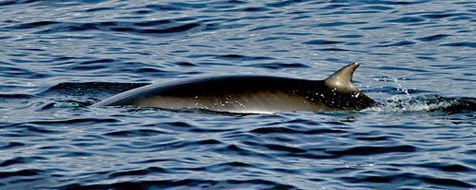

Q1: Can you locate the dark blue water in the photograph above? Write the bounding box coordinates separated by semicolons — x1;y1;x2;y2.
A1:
1;0;476;189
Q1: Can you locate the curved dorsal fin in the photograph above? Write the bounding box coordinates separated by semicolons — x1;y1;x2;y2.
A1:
324;63;360;93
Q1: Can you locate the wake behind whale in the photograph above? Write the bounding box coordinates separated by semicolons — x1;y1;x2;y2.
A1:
93;63;375;113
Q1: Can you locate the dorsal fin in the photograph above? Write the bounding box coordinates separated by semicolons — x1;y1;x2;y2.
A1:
324;63;360;93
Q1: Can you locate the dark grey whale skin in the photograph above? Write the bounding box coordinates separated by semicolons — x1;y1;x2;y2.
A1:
93;63;375;113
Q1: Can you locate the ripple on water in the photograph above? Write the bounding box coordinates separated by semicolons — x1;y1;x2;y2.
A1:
61;179;297;190
416;34;450;42
340;172;474;189
4;19;201;37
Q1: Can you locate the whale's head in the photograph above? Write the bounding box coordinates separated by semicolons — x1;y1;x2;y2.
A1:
320;63;375;110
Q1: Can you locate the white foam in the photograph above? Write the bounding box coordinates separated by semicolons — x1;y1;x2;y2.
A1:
363;94;455;113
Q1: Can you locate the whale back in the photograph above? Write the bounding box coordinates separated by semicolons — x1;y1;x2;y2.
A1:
93;63;375;112
324;63;360;93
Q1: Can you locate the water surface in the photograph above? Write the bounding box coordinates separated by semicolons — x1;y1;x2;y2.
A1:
1;0;475;189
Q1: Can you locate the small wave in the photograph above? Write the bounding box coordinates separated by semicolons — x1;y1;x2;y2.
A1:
39;82;148;100
107;167;170;179
60;179;296;190
340;172;474;188
244;62;310;70
0;65;48;78
0;142;25;150
304;39;344;45
402;162;475;172
385;16;425;23
249;127;345;135
103;129;169;138
5;19;202;37
441;42;476;48
416;34;450;42
0;169;43;180
30;118;119;125
373;40;416;47
0;94;35;99
0;0;38;7
216;54;273;61
0;156;45;167
326;145;416;157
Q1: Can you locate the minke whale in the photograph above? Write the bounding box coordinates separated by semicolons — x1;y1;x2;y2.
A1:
93;63;375;113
